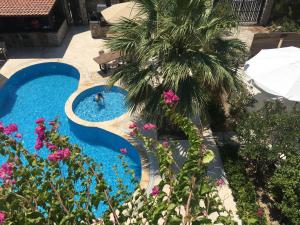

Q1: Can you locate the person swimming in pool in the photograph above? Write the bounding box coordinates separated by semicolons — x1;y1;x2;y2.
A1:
94;92;104;104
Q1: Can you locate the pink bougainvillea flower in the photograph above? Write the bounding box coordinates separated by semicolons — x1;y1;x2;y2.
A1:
46;142;57;150
215;178;225;186
8;124;18;132
0;171;5;179
0;211;5;224
48;149;71;162
150;185;160;197
202;210;208;217
49;121;56;126
4;123;18;135
0;122;4;133
163;90;180;105
48;153;58;162
15;133;22;139
48;144;57;150
129;122;137;129
256;208;264;217
63;148;71;158
143;123;156;130
35;118;45;124
34;139;44;150
120;148;127;154
162;138;169;148
11;179;16;185
130;131;136;137
35;125;45;138
0;162;14;182
55;150;65;160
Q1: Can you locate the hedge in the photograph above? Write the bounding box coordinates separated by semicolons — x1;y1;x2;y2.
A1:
220;144;267;225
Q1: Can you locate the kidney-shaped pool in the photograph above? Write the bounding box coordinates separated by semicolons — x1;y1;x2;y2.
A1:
0;62;141;217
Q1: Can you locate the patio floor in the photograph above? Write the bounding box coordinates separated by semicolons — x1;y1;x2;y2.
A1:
0;26;106;77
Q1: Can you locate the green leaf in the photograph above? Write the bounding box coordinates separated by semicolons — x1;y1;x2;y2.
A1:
203;150;214;164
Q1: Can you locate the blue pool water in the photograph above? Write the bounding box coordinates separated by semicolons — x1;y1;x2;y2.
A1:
0;62;141;217
73;86;128;122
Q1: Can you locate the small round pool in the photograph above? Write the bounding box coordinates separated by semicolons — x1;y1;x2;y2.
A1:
73;86;128;122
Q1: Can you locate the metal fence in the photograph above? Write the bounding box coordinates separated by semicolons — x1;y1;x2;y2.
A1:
218;0;265;25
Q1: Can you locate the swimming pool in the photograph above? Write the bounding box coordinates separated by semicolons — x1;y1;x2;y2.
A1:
73;85;128;122
0;62;141;217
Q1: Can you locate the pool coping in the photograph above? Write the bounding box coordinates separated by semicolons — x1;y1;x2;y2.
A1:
0;59;151;190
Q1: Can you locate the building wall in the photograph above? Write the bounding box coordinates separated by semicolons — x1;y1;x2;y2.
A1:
260;0;275;25
0;20;68;47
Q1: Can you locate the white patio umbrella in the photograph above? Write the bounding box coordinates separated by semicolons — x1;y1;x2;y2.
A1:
101;1;142;24
244;47;300;102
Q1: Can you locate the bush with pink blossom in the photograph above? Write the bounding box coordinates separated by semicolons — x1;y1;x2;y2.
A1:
0;91;235;225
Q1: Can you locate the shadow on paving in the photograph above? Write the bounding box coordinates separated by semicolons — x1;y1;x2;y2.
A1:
6;26;89;59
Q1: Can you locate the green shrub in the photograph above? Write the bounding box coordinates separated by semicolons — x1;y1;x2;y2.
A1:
227;87;256;129
220;144;267;225
236;101;300;185
270;0;300;32
269;154;300;225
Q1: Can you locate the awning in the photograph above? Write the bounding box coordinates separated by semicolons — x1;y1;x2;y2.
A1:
101;2;142;24
244;47;300;102
0;0;57;17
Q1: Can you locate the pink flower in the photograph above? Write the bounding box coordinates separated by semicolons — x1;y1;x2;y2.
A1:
49;121;56;126
48;149;71;162
4;123;18;135
48;153;58;162
143;123;156;130
35;126;45;139
0;211;5;224
34;139;44;150
129;122;137;129
35;118;45;124
63;148;71;158
120;148;127;154
130;130;137;137
150;186;160;197
0;122;4;133
216;178;225;186
163;90;180;105
46;142;57;150
55;150;65;160
257;208;264;217
15;133;22;139
162;139;169;148
0;171;5;179
0;162;14;181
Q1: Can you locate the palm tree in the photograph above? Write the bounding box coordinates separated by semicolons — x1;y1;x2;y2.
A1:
107;0;247;121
